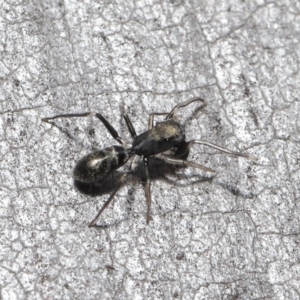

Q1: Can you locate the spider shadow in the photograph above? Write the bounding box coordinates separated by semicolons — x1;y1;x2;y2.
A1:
74;154;254;228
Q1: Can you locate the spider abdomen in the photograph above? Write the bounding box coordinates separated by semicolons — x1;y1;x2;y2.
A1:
73;146;129;183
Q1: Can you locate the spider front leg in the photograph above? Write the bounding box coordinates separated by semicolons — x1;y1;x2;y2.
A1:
147;97;207;129
147;97;207;131
42;112;126;146
156;153;216;173
148;112;168;130
157;139;256;175
166;97;207;119
175;140;257;161
143;156;152;224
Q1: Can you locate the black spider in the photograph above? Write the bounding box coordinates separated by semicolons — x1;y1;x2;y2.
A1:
42;98;255;227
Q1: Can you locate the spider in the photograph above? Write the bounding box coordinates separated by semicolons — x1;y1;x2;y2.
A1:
42;97;255;227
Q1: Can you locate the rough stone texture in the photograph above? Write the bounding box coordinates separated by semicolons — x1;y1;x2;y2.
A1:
1;0;300;299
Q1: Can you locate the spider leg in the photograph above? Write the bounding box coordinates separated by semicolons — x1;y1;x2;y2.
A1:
143;156;152;224
88;171;131;227
175;140;257;161
42;112;126;146
123;114;137;138
147;97;206;129
148;112;168;130
156;154;216;173
166;97;207;119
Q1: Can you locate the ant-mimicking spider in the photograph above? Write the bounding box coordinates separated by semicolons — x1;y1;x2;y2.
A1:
42;97;255;227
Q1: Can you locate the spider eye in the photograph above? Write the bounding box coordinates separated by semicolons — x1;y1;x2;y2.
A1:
100;160;108;170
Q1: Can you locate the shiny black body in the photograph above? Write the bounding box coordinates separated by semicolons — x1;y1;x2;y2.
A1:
132;119;186;156
73;146;130;183
73;119;186;183
42;98;253;227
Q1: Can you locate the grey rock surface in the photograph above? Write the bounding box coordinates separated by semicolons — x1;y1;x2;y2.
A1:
1;0;299;299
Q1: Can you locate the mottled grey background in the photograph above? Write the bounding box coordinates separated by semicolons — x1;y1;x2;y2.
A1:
1;0;300;299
